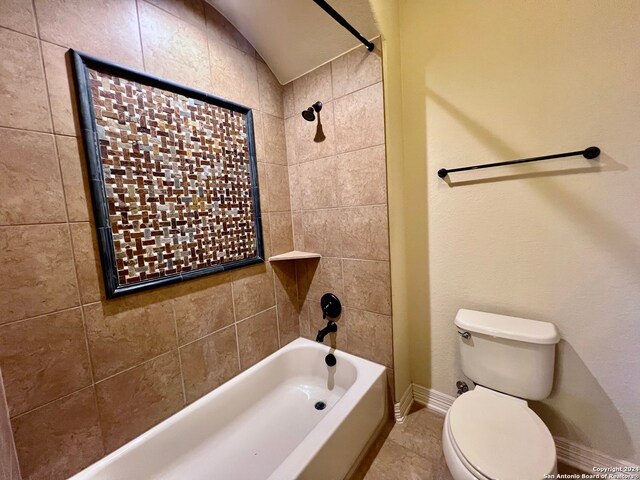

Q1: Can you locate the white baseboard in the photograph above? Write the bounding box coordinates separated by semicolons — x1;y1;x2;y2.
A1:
412;383;455;415
410;384;639;472
393;383;414;423
555;437;639;473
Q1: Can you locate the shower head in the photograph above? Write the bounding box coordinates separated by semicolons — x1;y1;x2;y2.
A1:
301;101;323;121
302;108;316;122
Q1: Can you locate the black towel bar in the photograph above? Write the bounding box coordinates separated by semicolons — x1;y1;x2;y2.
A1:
437;146;600;179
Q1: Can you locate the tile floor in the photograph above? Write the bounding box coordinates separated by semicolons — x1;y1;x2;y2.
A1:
352;404;585;480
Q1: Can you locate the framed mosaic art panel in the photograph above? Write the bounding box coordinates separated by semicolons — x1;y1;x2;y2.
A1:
71;50;264;298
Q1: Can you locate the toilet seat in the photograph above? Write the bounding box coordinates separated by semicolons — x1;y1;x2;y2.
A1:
447;386;556;480
444;416;491;480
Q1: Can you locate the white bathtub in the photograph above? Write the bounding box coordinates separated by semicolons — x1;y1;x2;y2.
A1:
71;338;388;480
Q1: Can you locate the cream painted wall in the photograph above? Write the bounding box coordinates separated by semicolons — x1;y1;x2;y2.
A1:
375;0;640;464
367;0;412;401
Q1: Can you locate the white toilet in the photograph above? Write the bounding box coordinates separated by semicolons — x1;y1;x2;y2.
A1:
442;309;561;480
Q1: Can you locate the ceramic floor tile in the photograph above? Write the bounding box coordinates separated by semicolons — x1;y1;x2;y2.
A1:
364;438;437;480
388;407;444;462
435;454;455;480
353;409;449;480
351;406;585;480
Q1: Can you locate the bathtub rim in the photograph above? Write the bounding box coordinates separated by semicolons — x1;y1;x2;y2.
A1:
70;337;387;479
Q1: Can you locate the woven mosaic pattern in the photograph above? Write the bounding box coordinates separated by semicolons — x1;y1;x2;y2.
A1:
88;69;258;285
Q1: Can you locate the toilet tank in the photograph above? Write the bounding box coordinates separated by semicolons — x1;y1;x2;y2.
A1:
455;309;560;401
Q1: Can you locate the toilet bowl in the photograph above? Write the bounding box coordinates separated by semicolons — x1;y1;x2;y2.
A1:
442;386;557;480
442;309;561;480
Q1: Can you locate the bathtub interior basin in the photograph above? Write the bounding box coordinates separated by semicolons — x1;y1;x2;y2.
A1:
71;338;387;480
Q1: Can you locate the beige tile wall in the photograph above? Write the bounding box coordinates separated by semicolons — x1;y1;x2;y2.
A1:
0;1;391;477
283;42;394;391
0;1;297;478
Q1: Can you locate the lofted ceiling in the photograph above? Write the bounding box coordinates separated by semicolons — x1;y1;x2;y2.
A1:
206;0;380;85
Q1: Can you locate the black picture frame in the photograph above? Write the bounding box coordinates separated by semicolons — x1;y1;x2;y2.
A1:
70;50;264;299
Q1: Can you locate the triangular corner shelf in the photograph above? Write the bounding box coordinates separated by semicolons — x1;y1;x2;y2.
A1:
268;250;322;261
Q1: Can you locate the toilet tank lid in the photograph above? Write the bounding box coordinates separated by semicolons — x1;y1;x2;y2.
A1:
455;309;560;345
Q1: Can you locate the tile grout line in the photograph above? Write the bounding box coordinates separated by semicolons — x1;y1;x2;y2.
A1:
273;164;293;212
282;79;383;119
272;271;282;348
288;140;387;167
0;220;81;228
0;24;38;39
134;0;147;71
0;124;77;137
92;348;178;387
340;255;348;349
329;55;335;102
78;306;97;388
260;111;287;124
0;304;82;328
230;282;242;371
255;40;266;113
295;297;389;321
79;303;109;458
178;322;236;349
234;320;242;372
293;261;303;341
25;35;68;53
324;140;388;160
304;302;311;339
256;121;271;213
235;305;277;326
344;304;392;318
266;210;274;258
141;0;205;31
202;1;215;96
292;202;389;213
9;384;94;421
171;301;188;406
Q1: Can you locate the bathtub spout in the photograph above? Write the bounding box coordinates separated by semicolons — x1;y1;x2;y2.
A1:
316;320;338;343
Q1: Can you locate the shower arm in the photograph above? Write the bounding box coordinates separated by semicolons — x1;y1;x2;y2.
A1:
312;0;375;52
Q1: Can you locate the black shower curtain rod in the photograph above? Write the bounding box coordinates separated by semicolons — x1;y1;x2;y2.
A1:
437;146;601;179
312;0;375;51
